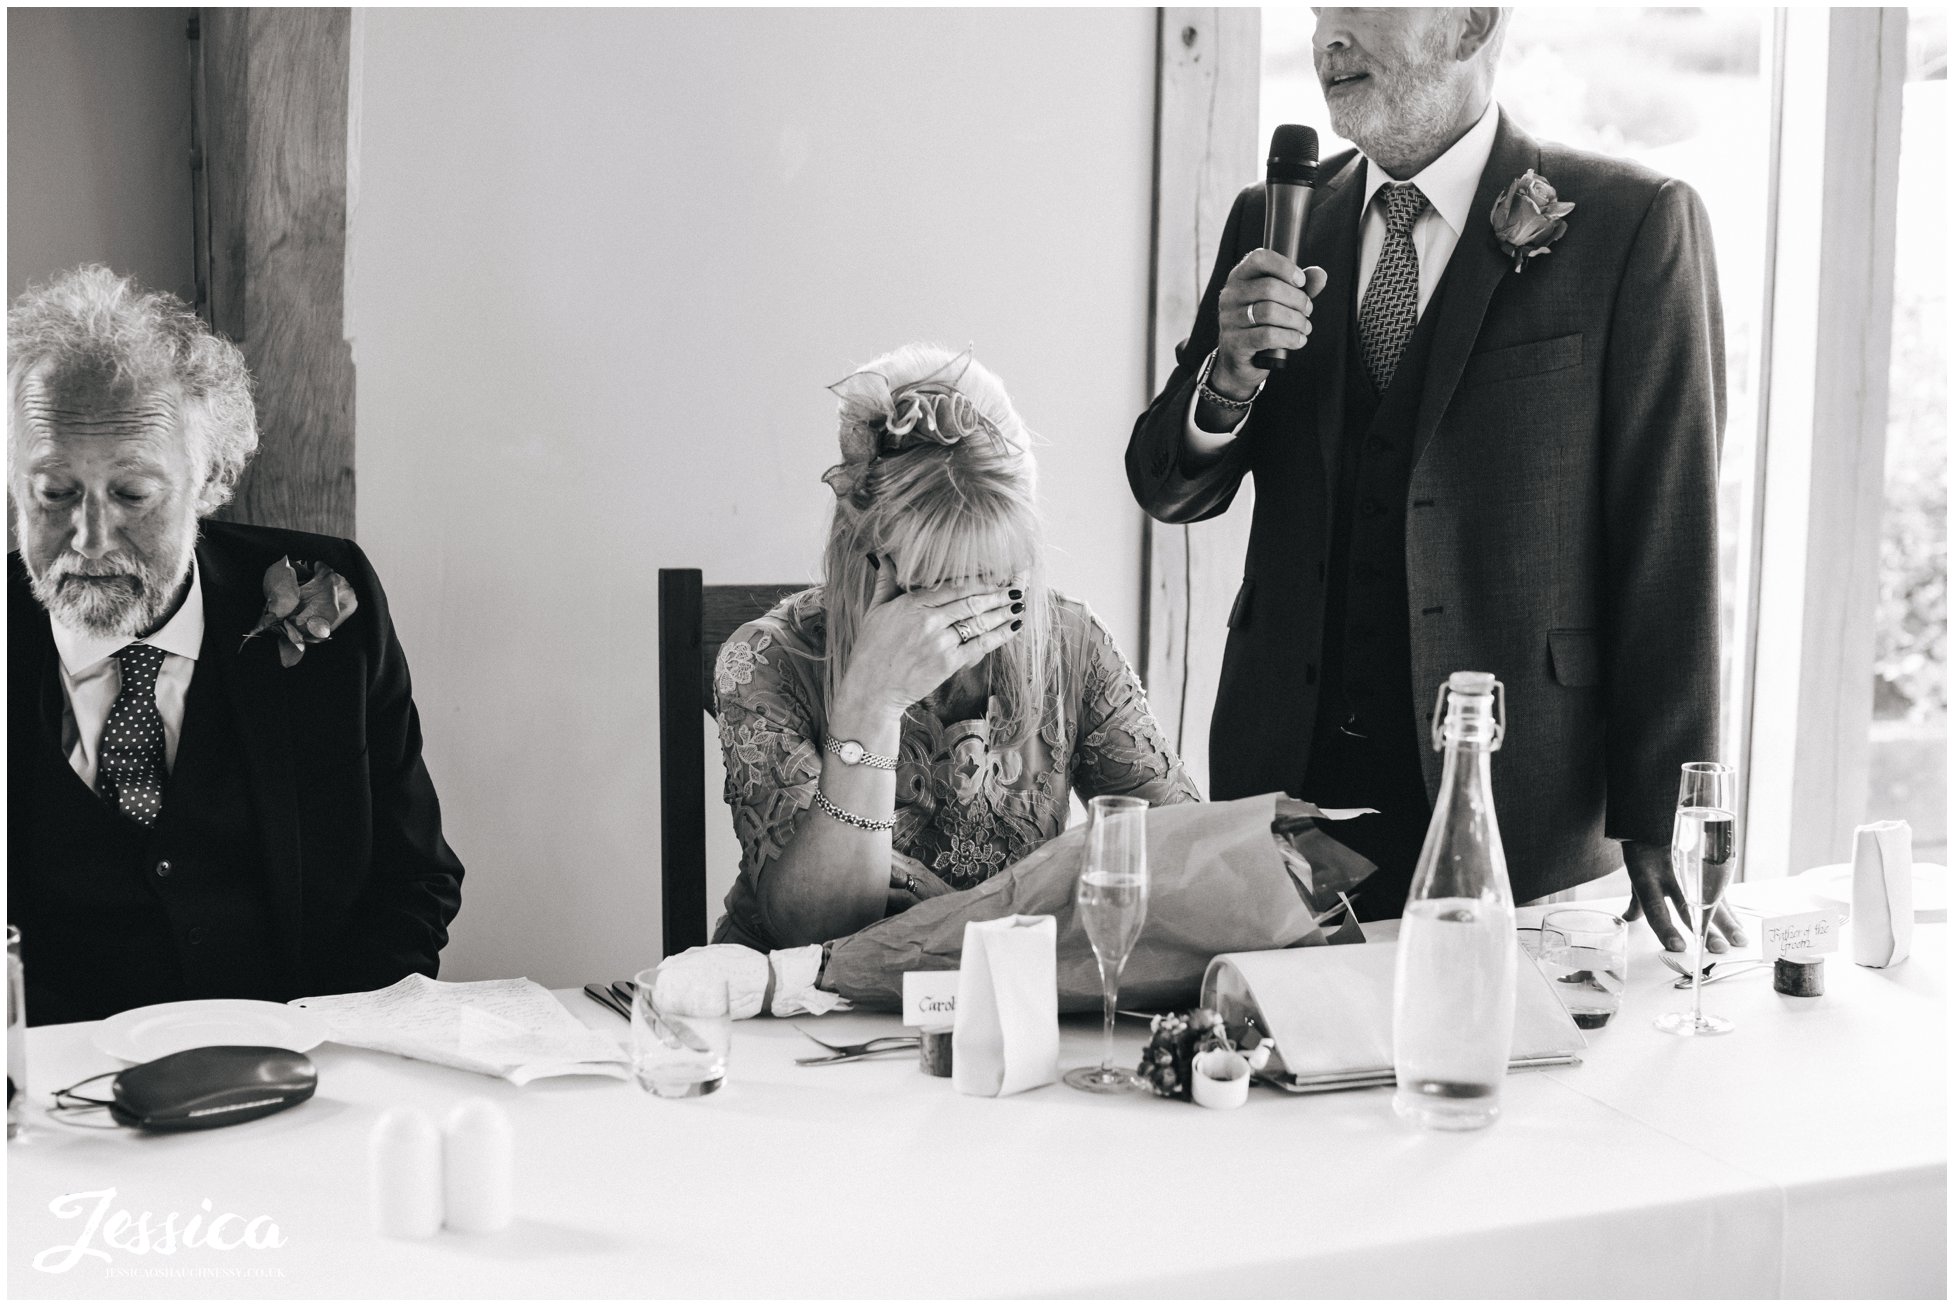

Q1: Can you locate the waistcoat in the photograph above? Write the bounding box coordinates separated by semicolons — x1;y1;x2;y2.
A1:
13;649;285;1024
1304;276;1451;918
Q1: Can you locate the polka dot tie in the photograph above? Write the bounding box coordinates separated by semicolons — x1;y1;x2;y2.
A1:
99;643;169;827
1357;182;1432;394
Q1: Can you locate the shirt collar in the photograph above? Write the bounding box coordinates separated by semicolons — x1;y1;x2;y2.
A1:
49;559;205;675
1361;98;1501;238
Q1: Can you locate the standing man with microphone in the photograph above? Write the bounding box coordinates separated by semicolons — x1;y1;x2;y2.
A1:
1126;8;1742;952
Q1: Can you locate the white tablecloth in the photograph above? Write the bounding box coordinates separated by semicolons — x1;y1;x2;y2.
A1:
8;910;1943;1298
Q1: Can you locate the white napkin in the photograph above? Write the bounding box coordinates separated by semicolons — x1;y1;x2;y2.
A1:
293;975;630;1084
1851;819;1914;968
655;944;853;1018
952;915;1059;1097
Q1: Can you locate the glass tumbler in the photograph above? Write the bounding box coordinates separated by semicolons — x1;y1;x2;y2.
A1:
631;965;730;1099
8;925;26;1140
1540;908;1628;1029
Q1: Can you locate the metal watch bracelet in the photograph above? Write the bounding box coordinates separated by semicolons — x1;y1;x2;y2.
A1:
824;736;897;770
1196;348;1263;411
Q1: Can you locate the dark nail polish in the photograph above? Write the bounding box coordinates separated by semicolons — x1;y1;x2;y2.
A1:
1011;619;1022;630
1011;602;1023;614
867;553;880;570
1008;589;1022;600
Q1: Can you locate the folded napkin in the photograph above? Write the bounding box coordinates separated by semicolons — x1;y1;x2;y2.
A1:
953;915;1059;1097
292;975;629;1085
1200;939;1584;1082
655;943;853;1018
1852;819;1914;968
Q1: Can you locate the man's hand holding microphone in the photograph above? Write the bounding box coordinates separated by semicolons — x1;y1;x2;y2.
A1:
1194;254;1329;436
1191;122;1329;449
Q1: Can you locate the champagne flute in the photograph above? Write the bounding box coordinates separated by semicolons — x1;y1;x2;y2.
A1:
1065;795;1150;1093
1655;761;1738;1037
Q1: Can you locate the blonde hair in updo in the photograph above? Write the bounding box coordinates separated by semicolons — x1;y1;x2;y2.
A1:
815;343;1059;752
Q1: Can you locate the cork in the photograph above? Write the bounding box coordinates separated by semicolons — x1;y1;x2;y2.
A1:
1774;954;1825;997
919;1025;954;1077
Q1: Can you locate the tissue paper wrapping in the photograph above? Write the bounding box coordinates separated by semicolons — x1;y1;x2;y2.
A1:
822;794;1325;1012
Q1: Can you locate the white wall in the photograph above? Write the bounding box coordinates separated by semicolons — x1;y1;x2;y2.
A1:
348;9;1159;986
7;7;194;302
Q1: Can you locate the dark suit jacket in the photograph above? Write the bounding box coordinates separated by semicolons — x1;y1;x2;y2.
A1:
1126;112;1724;902
9;519;465;1014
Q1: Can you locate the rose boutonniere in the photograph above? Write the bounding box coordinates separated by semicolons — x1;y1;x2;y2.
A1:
1490;169;1574;273
243;556;358;666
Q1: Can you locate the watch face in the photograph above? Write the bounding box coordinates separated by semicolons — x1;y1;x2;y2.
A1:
837;741;865;765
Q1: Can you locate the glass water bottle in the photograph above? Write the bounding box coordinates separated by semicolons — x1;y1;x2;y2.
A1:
1392;671;1518;1131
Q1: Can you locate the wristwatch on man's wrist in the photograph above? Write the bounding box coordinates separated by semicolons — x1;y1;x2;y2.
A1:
825;737;897;771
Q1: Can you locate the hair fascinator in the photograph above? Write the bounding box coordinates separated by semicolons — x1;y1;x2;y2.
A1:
822;347;1004;505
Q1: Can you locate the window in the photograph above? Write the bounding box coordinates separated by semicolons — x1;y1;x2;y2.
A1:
1868;8;1947;861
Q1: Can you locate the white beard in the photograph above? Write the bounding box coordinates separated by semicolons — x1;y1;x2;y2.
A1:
29;518;198;639
1325;29;1473;174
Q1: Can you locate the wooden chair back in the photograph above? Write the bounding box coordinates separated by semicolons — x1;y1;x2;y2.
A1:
657;569;806;958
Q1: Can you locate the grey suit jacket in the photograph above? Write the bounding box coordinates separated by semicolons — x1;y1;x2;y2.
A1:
1125;112;1724;902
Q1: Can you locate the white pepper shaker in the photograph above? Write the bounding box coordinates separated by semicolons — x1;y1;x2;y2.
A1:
442;1098;513;1233
369;1108;443;1238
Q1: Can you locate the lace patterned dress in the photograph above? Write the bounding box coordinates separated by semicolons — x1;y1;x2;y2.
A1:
710;588;1201;949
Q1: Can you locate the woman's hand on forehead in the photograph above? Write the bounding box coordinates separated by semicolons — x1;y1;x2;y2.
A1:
909;572;1026;604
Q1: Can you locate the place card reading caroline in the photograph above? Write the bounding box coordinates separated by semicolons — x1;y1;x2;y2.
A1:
901;970;959;1028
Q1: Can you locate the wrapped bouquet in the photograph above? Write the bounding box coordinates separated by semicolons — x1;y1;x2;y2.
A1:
819;793;1374;1012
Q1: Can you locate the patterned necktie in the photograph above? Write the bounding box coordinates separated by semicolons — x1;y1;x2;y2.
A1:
98;643;169;826
1357;181;1432;394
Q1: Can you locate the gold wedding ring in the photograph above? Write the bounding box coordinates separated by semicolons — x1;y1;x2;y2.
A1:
953;618;977;644
1246;302;1256;327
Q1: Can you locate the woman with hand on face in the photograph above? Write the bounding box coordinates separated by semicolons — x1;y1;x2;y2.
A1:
711;344;1200;951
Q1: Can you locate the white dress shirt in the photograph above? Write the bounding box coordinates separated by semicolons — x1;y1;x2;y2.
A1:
50;562;205;792
1186;99;1502;442
1354;97;1500;316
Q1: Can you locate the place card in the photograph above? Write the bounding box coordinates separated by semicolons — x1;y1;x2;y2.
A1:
1755;906;1849;961
901;970;959;1028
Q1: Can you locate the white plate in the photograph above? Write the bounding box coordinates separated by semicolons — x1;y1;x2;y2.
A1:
1725;878;1842;919
1797;861;1947;923
92;999;328;1064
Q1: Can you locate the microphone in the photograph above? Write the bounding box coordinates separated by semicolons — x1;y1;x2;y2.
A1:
1252;123;1320;371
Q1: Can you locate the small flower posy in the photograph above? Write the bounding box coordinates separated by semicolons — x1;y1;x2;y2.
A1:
1136;1007;1275;1101
243;557;358;667
1490;169;1574;274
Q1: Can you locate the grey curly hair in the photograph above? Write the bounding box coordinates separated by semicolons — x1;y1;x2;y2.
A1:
8;265;258;516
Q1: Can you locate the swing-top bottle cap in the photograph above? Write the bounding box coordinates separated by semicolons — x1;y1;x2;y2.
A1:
1432;671;1505;751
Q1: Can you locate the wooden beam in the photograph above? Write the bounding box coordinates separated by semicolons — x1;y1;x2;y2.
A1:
1143;9;1260;793
1745;8;1907;878
201;7;355;538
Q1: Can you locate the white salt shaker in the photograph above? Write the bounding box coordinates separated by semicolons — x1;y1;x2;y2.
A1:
369;1108;443;1238
442;1098;513;1233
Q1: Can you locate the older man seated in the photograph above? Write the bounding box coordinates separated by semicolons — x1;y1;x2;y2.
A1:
8;265;464;1024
